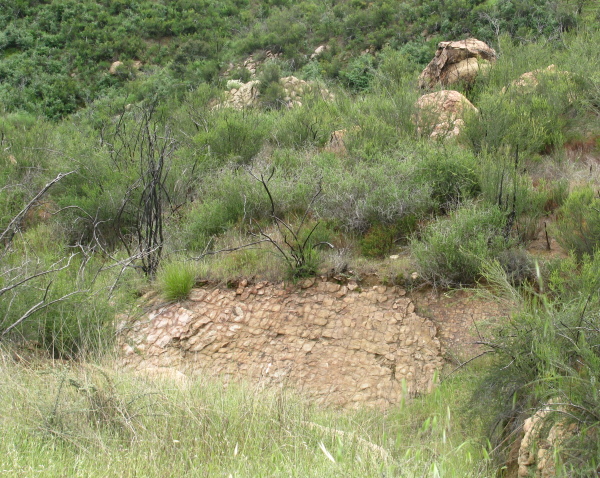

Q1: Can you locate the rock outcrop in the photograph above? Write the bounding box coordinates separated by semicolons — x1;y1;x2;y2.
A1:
119;279;444;409
414;90;478;139
418;38;496;89
222;80;261;109
310;44;329;60
502;64;570;94
324;129;349;156
221;76;334;109
517;401;578;478
109;60;142;75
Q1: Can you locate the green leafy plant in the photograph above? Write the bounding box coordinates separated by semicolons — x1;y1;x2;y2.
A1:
416;148;480;213
359;217;416;258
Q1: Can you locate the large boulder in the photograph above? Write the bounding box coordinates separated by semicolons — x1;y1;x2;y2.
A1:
414;90;478;139
324;129;349;156
418;38;497;89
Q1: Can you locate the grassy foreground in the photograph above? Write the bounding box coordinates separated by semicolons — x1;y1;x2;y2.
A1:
0;351;491;477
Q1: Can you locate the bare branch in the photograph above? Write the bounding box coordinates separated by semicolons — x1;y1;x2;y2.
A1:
0;171;75;246
2;288;86;336
0;254;77;298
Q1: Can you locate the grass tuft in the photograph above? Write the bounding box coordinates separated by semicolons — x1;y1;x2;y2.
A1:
157;260;196;301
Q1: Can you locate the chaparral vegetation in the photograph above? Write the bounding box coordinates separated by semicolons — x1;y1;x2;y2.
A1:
1;0;600;475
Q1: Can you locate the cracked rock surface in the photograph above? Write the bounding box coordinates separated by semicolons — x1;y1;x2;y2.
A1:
119;279;444;409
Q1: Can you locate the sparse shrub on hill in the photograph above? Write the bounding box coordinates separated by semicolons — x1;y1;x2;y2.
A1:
554;187;600;259
1;225;116;359
339;55;376;92
415;147;480;213
476;148;550;243
270;101;333;149
194;109;271;165
258;62;287;110
496;248;536;286
411;202;510;288
183;198;244;252
318;154;432;233
359;218;416;258
463;36;595;157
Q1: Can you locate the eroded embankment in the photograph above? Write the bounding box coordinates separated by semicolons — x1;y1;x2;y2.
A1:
119;279;444;408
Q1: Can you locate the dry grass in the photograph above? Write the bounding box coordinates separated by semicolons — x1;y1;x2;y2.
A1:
0;347;493;477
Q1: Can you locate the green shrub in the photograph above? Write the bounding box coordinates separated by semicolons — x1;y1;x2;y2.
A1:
38;288;113;360
416;148;480;213
360;224;396;258
554;187;600;258
196;110;269;165
286;245;321;280
496;248;536;286
183;198;244;252
0;244;115;359
261;81;287;110
229;66;252;83
476;149;548;243
339;54;375;91
474;253;600;476
547;252;600;306
258;62;283;94
411;203;510;288
463;56;577;156
360;217;416;258
157;260;196;301
318;153;432;232
270;103;332;149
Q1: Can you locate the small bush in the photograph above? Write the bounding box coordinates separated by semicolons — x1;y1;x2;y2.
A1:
318;154;432;232
183;198;244;252
497;248;536;286
554;187;600;259
360;224;396;258
0;252;115;359
416;148;480;213
258;61;282;94
157;260;196;301
476;149;548;243
411;203;510;288
360;217;416;258
261;81;287;110
463;60;576;156
339;55;375;92
196;110;269;164
271;103;332;149
286;245;321;280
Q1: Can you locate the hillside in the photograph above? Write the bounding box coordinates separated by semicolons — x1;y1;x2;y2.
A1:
2;0;600;476
0;0;594;117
